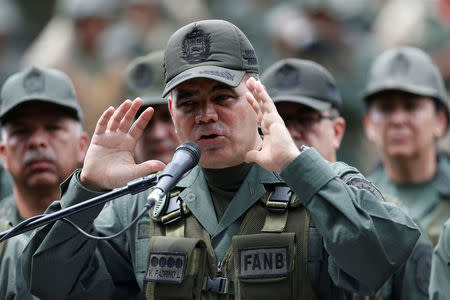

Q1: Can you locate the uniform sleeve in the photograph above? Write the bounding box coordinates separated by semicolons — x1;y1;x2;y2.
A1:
380;231;432;300
280;147;420;295
0;234;38;300
429;220;450;300
21;170;141;300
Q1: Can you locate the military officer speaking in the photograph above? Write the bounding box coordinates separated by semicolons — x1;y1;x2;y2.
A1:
22;20;420;299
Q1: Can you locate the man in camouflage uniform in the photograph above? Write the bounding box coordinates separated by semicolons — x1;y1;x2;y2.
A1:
124;50;180;164
0;66;89;226
21;20;420;299
262;57;432;300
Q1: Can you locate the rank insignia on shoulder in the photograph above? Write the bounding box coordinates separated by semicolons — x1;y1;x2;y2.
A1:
145;252;186;284
238;246;289;279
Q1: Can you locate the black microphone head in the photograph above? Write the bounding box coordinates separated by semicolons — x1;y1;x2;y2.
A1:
175;142;201;166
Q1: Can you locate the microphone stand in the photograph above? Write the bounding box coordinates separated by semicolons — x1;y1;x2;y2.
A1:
0;174;158;242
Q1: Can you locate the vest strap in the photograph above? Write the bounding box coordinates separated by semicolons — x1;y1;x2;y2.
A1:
202;276;234;295
265;186;292;212
261;211;289;232
159;190;190;225
262;185;291;232
165;221;185;237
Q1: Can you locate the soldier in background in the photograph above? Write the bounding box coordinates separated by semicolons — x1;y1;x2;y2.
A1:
362;47;450;246
124;50;180;164
0;66;89;226
262;57;432;300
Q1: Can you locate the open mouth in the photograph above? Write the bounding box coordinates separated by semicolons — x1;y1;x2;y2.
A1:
200;134;219;140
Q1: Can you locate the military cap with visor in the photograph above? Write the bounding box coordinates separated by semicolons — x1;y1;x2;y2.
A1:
0;66;83;123
362;46;450;118
261;58;342;111
162;19;259;97
125;50;166;108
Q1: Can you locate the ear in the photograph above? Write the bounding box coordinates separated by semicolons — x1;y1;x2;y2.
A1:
77;132;90;164
434;110;448;139
364;114;376;143
168;97;174;117
168;97;178;134
332;117;346;150
0;142;9;170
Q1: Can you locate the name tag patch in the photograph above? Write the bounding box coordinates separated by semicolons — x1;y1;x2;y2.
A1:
238;246;289;279
145;252;186;284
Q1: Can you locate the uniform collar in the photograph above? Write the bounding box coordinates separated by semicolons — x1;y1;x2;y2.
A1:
175;164;284;236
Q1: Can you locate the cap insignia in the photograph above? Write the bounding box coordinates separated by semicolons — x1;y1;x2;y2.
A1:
132;63;154;91
275;64;299;90
23;69;45;94
390;53;410;76
182;27;211;64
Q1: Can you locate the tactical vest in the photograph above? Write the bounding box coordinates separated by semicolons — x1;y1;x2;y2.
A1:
143;185;317;300
0;219;11;259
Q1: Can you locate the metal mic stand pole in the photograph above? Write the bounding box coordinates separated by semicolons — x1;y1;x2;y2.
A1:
0;174;157;242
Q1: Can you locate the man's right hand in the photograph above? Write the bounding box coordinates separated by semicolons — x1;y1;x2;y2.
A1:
80;98;166;191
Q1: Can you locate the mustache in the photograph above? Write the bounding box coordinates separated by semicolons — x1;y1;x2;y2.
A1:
23;151;56;166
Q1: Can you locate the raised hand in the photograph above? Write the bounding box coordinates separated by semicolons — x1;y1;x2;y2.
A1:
80;98;166;191
244;77;300;172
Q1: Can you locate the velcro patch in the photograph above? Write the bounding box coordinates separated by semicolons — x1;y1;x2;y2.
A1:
145;252;186;284
137;222;149;239
238;246;289;279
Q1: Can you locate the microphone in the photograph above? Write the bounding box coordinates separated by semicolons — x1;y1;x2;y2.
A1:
148;142;201;218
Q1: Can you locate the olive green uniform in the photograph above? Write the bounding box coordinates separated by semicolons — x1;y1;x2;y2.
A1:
0;220;37;299
0;164;13;200
429;219;450;300
368;155;450;300
370;154;450;246
22;149;420;299
0;195;24;227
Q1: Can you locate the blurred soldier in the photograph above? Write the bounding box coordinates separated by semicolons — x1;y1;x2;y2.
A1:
0;66;89;226
22;20;419;299
124;50;180;164
261;58;345;162
263;57;432;300
363;47;450;246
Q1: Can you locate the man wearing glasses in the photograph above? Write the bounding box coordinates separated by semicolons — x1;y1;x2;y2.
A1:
262;57;432;300
362;47;450;300
261;58;345;163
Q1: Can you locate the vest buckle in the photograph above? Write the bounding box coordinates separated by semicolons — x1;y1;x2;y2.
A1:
202;276;231;295
266;186;292;212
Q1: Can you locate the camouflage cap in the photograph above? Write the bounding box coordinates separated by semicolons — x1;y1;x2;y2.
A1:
362;47;448;113
163;19;259;97
0;66;83;122
261;58;342;111
124;50;166;107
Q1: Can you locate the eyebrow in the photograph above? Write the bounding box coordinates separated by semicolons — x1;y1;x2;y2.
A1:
176;83;236;102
